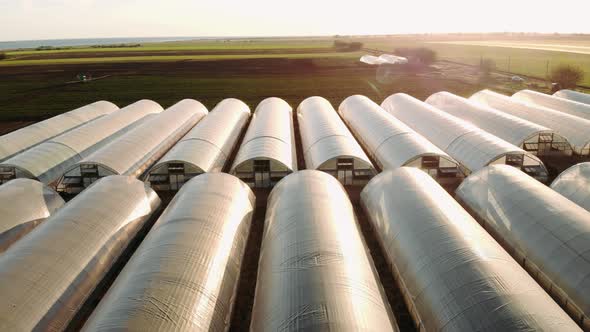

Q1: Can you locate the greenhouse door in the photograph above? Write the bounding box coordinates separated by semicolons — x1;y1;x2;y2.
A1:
337;158;354;185
254;160;271;188
168;163;185;191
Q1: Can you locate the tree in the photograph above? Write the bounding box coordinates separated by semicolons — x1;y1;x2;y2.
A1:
549;65;584;89
394;47;437;66
0;52;6;60
333;40;363;51
479;58;496;77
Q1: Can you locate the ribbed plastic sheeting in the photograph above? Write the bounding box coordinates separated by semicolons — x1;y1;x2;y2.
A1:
0;178;64;252
145;98;250;191
0;101;118;162
471;89;590;156
456;165;590;330
514;89;590;120
383;93;548;179
427;91;555;148
0;176;161;331
338;95;462;174
230;97;296;187
250;170;399;332
551;162;590;212
555;89;590;105
83;173;254;332
361;167;580;331
0;100;163;185
297;96;375;184
58;99;206;193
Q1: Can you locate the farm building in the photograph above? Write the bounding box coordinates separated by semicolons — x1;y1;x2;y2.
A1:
427;91;570;156
361;167;579;331
83;173;254;331
551;162;590;212
456;165;590;329
0;176;161;331
57;99;206;194
0;101;118;162
382;93;548;181
297;96;375;185
250;170;398;331
230;97;296;188
0;178;64;252
0;100;162;186
554;89;590;105
145;98;250;192
471;89;590;156
513;89;590;120
338;95;464;186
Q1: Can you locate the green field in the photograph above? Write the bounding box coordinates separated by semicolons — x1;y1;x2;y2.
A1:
0;52;360;66
1;34;589;125
3;35;590;85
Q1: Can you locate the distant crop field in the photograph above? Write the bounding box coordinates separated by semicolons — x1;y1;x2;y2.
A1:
0;51;361;66
1;34;589;125
364;37;590;85
5;39;335;56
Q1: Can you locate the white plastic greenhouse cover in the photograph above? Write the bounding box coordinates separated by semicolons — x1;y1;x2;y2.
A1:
250;170;399;331
513;89;590;121
0;178;64;252
378;54;408;64
383;93;548;180
230;97;296;188
57;99;206;193
427;91;566;156
360;54;387;65
0;101;118;162
456;165;590;330
0;100;163;185
551;162;590;212
471;89;590;156
338;95;464;182
0;175;161;331
554;89;590;105
82;173;254;332
145;98;250;191
361;167;579;331
297;96;375;185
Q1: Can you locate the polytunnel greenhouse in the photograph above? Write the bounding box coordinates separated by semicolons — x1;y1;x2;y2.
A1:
551;162;590;212
382;93;548;181
554;89;590;105
360;54;387;65
83;173;254;332
0;101;118;162
0;99;163;185
297;96;375;185
338;95;464;186
361;167;579;331
0;178;64;252
57;99;206;194
456;165;590;330
231;97;296;188
471;89;590;156
145;98;250;192
0;176;161;331
250;170;399;331
378;54;408;64
427;91;569;156
513;89;590;121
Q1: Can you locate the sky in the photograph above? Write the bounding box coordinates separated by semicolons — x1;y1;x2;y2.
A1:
1;0;589;41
